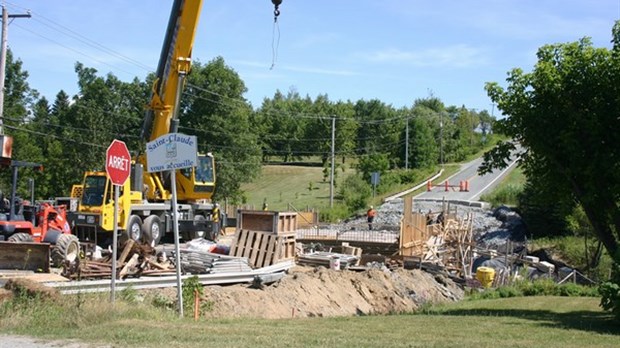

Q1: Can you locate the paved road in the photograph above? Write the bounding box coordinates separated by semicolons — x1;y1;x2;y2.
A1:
415;152;519;203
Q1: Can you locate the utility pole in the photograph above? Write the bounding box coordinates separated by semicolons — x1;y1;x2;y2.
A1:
0;6;31;135
329;116;335;208
405;117;409;170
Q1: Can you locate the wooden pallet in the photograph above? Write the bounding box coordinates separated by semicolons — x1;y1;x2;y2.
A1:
230;230;296;268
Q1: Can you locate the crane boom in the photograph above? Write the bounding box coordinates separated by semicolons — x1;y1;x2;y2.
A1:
141;0;203;142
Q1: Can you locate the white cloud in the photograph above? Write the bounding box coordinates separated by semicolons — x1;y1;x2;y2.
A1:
234;60;359;76
364;44;488;68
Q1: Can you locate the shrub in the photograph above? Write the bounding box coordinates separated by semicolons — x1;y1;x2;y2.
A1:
497;286;522;298
339;174;371;211
599;263;620;321
318;204;351;223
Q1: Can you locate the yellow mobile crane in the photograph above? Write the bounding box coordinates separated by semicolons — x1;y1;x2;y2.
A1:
68;0;268;248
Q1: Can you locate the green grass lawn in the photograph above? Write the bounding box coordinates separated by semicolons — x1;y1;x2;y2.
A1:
241;164;355;211
1;295;617;347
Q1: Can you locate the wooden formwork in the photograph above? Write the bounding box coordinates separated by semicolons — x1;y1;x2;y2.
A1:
398;196;474;277
236;210;298;235
230;230;296;268
399;196;432;256
297;211;319;228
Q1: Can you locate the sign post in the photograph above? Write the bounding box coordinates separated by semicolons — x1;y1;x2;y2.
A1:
105;139;131;304
146;133;198;317
371;172;380;198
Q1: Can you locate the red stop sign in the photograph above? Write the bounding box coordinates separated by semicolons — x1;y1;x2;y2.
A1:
106;139;131;186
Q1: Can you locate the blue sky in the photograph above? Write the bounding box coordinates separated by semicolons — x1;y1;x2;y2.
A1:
5;0;620;115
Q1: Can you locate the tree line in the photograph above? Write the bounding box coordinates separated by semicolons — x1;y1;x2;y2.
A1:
1;52;495;204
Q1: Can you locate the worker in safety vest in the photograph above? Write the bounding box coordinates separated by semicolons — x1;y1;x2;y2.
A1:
367;206;377;230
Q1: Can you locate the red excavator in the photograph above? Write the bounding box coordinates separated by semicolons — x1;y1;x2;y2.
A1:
0;160;79;267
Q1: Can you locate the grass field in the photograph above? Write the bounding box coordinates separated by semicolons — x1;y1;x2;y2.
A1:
241;164;460;214
241;164;355;211
1;295;617;347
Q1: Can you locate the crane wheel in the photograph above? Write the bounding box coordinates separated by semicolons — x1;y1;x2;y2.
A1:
142;215;162;247
51;234;80;267
120;215;142;245
7;232;34;243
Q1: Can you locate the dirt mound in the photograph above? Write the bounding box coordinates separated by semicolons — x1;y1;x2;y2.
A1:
4;278;60;302
195;266;463;319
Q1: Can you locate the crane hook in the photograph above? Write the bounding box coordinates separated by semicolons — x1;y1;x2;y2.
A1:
272;0;282;20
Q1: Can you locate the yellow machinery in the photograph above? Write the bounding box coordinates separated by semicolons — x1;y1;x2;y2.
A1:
69;0;217;247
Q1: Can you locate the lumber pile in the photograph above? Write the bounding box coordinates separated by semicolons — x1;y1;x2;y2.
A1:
297;251;359;270
64;240;175;280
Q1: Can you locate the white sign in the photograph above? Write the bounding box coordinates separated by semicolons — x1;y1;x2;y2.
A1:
146;133;198;173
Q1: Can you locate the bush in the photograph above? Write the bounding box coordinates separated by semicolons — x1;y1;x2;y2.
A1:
319;204;351;223
497;286;522;298
599;263;620;321
339;174;371;211
467;278;598;300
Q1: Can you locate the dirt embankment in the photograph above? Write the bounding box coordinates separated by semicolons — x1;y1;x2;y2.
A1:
193;266;464;319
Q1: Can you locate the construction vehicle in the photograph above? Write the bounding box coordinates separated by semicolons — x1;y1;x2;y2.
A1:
68;0;221;249
0;160;79;267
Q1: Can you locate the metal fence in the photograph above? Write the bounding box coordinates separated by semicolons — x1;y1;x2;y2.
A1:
296;223;400;244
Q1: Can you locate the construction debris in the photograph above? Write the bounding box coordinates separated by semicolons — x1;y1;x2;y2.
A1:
297;251;360;270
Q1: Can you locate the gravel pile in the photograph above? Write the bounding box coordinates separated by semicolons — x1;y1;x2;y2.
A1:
328;198;524;253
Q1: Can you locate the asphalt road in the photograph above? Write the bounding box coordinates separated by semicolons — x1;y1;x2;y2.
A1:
416;152;519;203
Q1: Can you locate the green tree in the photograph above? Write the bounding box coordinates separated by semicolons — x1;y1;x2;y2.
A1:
0;50;44;198
339;174;371;212
256;88;311;162
181;57;261;202
481;26;620;261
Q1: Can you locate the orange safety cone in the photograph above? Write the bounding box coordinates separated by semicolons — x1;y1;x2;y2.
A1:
465;180;470;192
445;181;449;191
459;181;464;192
427;180;432;191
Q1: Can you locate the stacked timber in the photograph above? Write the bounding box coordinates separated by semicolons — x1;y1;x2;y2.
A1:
297;251;359;270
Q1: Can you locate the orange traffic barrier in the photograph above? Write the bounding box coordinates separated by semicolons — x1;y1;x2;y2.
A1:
427;180;432;191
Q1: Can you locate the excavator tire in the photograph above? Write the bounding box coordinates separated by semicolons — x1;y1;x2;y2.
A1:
7;232;34;243
51;233;79;267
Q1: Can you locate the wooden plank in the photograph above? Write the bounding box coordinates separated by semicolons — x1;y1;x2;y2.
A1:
117;239;135;265
263;235;278;267
249;232;264;267
119;254;139;279
242;230;256;259
255;233;272;268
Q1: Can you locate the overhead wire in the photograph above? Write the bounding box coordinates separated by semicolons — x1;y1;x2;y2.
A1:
4;2;422;165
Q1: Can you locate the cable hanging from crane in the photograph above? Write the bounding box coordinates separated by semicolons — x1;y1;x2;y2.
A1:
270;0;282;70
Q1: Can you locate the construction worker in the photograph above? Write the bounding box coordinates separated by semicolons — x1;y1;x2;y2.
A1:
262;198;268;211
211;203;221;240
367;205;377;230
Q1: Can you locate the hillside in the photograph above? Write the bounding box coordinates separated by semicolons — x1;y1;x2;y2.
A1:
241;164;355;211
